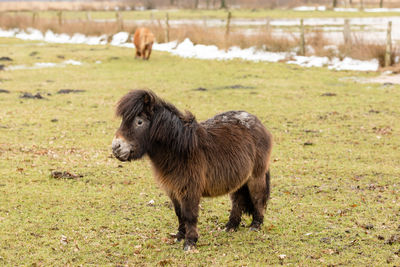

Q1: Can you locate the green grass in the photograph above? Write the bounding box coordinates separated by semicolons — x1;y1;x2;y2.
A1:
0;37;400;266
7;8;400;21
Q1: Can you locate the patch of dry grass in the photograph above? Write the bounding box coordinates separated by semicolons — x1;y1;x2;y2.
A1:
0;14;138;36
339;35;399;67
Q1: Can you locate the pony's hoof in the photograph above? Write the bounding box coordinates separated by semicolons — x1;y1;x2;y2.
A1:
249;226;260;231
225;227;235;232
183;243;196;251
183;240;196;251
225;221;239;232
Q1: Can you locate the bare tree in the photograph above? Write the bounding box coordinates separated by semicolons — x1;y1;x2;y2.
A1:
333;0;337;8
194;0;199;9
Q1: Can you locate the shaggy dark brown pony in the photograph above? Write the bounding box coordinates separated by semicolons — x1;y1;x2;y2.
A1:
112;90;273;251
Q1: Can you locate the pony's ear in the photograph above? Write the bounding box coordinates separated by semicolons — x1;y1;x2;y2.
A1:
143;91;156;116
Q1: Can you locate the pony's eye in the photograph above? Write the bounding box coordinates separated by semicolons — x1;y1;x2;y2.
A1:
137;119;143;126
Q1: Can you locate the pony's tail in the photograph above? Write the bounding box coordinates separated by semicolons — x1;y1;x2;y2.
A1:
265;170;271;204
243;170;271;215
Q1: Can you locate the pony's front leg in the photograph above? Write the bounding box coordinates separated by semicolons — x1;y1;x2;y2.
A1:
181;196;200;251
169;195;185;241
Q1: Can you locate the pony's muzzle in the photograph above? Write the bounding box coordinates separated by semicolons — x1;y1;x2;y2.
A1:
112;136;132;161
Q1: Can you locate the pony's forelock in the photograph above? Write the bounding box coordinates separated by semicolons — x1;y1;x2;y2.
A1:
116;90;157;122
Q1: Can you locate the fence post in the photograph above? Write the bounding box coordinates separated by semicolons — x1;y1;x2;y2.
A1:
360;0;364;10
343;19;351;45
165;13;170;42
299;19;305;56
266;16;271;32
380;0;383;8
116;11;123;31
225;11;231;37
385;21;392;67
57;11;63;26
32;11;38;26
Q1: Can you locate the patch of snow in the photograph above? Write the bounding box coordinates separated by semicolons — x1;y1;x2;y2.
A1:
328;57;379;71
293;6;326;11
0;28;18;38
0;28;380;72
86;35;108;45
6;60;83;71
63;60;82;66
70;33;87;44
15;28;43;40
154;38;288;63
365;8;400;13
111;32;129;46
34;62;58;68
334;8;358;12
288;56;330;68
153;41;178;51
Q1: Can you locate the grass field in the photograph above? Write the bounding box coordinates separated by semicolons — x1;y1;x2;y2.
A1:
0;37;400;266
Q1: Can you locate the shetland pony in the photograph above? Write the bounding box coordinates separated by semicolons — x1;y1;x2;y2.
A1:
133;27;155;60
112;90;272;250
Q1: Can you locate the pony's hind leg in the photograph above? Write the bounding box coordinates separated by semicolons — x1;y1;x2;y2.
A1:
247;172;269;230
145;43;153;60
225;185;251;232
169;195;186;241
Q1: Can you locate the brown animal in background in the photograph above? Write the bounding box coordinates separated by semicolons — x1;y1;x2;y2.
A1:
133;27;155;60
112;90;273;251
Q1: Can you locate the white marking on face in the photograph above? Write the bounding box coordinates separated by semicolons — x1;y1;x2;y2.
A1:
112;136;132;160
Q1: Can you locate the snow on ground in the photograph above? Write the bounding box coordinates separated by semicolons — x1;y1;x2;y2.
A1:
0;28;379;72
5;60;83;71
293;6;326;11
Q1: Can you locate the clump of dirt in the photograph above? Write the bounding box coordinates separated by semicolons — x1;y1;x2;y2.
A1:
19;92;45;99
193;87;207;91
321;92;337;96
385;235;400;245
29;51;38;57
51;171;83;179
0;57;12;61
0;89;10;93
218;84;256;90
57;89;85;94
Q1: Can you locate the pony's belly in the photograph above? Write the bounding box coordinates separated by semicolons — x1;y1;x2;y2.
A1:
202;174;250;197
